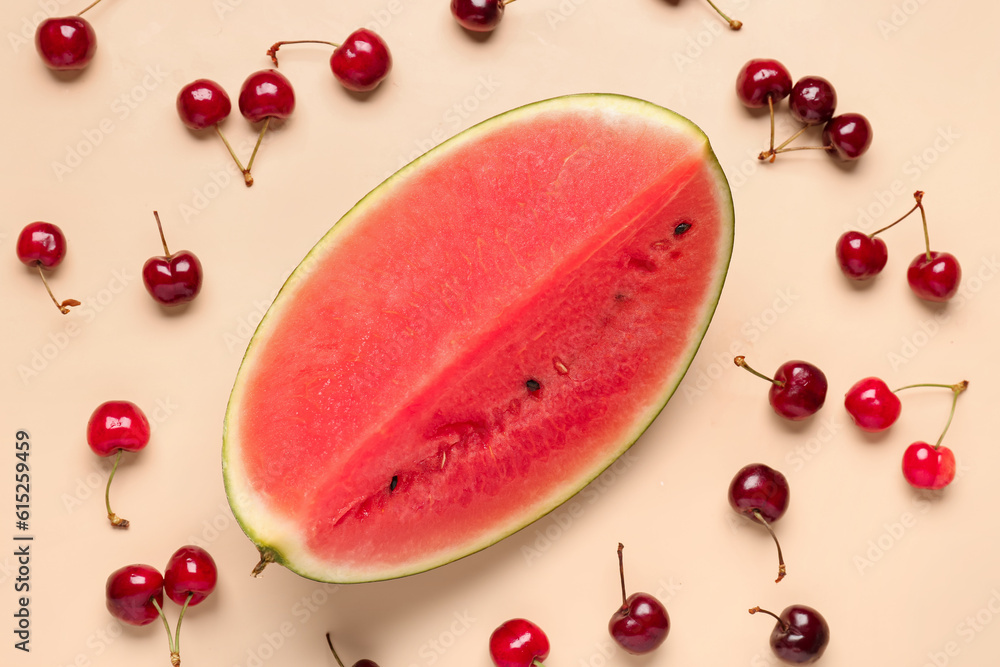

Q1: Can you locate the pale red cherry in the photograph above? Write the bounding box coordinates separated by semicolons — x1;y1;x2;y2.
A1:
900;381;967;490
844;377;901;432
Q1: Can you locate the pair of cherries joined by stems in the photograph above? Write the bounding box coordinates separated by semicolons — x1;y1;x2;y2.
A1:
837;190;962;302
106;545;218;666
17;213;201;313
178;29;391;187
489;543;670;667
737;59;872;162
845;377;968;489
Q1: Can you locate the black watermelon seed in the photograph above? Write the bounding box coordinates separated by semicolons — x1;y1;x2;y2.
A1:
526;379;541;392
389;475;398;492
674;221;692;236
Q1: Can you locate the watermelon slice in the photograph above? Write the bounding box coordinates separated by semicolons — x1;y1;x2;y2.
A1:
223;94;734;583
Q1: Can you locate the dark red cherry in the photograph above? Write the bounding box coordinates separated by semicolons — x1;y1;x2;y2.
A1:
736;59;792;108
735;357;828;421
451;0;505;32
729;463;790;582
177;79;232;130
608;544;669;654
750;605;830;664
489;618;550;667
789;76;837;125
836;231;887;280
823;113;872;160
331;29;392;92
844;377;901;432
106;564;164;626
142;212;203;306
164;545;218;606
907;251;961;302
17;222;67;268
35;16;97;71
326;633;380;667
238;69;296;123
87;400;150;457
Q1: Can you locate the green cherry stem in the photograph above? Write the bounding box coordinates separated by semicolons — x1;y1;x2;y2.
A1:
326;633;348;667
868;190;923;239
150;598;180;666
77;0;105;16
893;380;968;449
105;449;129;529
759;125;812;162
244;117;271;187
704;0;742;29
36;264;80;314
213;125;249;184
734;356;784;388
752;509;787;583
172;593;193;667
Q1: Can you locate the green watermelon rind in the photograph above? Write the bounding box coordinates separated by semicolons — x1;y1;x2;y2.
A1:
223;93;735;583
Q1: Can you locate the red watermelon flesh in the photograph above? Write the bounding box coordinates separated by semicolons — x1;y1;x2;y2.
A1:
224;94;734;582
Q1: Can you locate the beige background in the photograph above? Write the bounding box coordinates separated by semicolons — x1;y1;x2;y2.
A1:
3;0;1000;665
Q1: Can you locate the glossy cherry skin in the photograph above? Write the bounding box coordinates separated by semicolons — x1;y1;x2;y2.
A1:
17;222;67;268
902;442;956;489
489;618;550;667
35;17;97;70
789;76;837;125
143;251;203;306
164;545;218;606
238;69;296;123
767;605;830;664
770;361;828;420
844;377;901;432
106;564;164;626
736;59;792;108
823;113;872;160
451;0;505;32
907;251;961;302
729;464;789;523
836;231;888;280
177;79;232;130
331;29;392;92
610;593;670;654
87;401;151;457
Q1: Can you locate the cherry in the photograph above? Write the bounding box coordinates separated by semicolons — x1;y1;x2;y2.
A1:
87;400;150;528
729;463;790;583
237;69;296;186
736;59;792;108
734;356;828;421
608;543;669;654
327;633;380;667
177;79;232;129
489;618;550;667
823;113;873;160
142;211;203;306
451;0;508;32
749;605;830;664
789;76;837;126
835;230;888;280
901;380;967;490
844;377;901;432
268;29;392;93
36;16;96;70
908;251;961;302
106;564;164;626
16;221;80;314
164;545;217;606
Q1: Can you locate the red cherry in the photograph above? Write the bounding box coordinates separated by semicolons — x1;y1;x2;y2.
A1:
735;59;792;109
176;79;232;130
142;212;203;306
608;544;669;654
823;113;873;160
750;605;830;664
35;16;97;70
331;29;392;92
729;463;790;582
735;356;828;421
844;377;901;432
835;231;888;280
907;251;961;302
902;442;956;490
451;0;506;32
87;400;150;456
489;619;550;667
164;545;218;606
789;76;837;125
106;564;164;626
238;69;295;123
17;221;80;314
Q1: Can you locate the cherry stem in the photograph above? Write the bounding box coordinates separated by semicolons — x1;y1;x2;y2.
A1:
767;96;775;158
172;593;192;666
214;124;250;184
326;633;347;667
892;380;968;448
616;542;628;608
704;0;741;29
752;510;786;583
869;191;923;239
153;211;170;256
763;144;833;158
915;190;932;261
36;264;80;314
734;356;783;388
77;0;104;16
105;449;129;529
151;598;177;659
267;40;341;67
749;605;788;632
759;125;811;162
244;117;271;187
